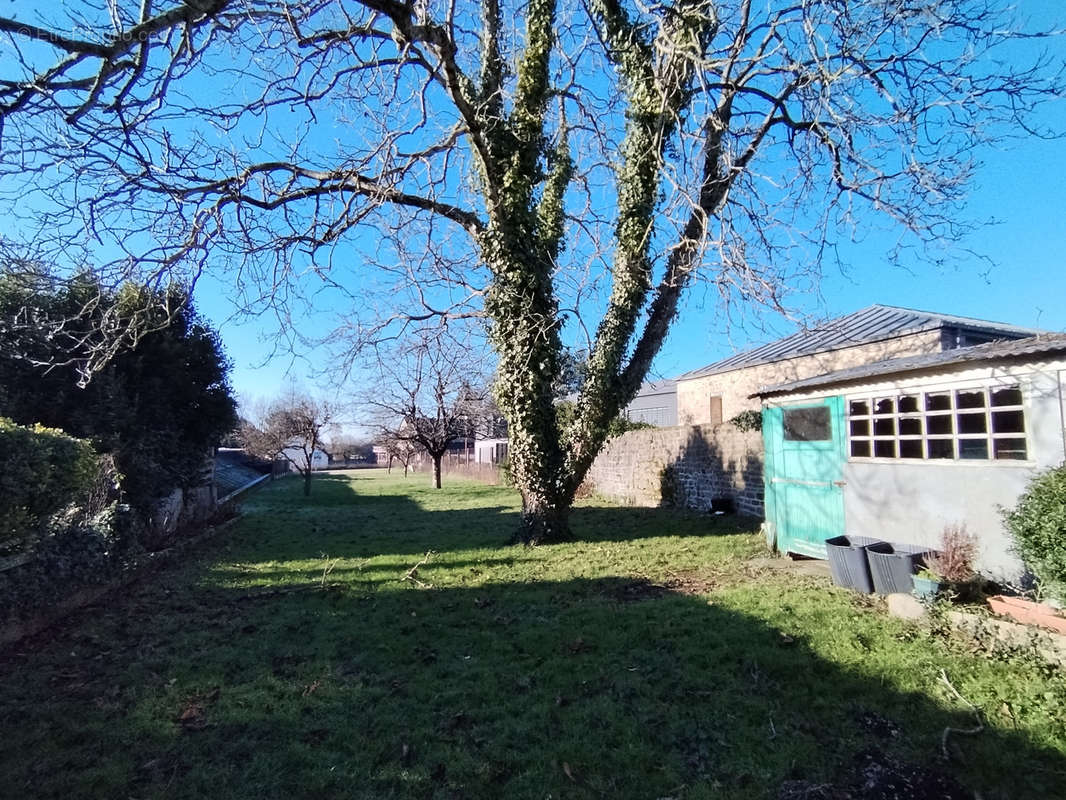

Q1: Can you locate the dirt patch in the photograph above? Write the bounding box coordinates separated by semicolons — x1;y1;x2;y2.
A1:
610;573;718;602
609;578;670;602
663;572;718;596
778;751;971;800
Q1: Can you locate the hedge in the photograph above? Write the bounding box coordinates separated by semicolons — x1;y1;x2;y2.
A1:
0;417;97;555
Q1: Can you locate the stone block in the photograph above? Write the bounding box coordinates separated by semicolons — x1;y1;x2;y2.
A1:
886;593;927;621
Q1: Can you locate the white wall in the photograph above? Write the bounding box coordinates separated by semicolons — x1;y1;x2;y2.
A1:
840;363;1065;581
281;447;330;471
475;439;507;465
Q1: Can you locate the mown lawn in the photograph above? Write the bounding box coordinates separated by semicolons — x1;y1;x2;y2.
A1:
0;470;1063;799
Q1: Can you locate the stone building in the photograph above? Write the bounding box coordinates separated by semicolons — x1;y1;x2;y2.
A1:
675;305;1038;427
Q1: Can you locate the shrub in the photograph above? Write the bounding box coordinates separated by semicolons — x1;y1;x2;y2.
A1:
554;400;654;441
0;418;97;555
1003;465;1066;599
729;409;763;432
924;523;978;583
0;504;142;621
607;417;654;438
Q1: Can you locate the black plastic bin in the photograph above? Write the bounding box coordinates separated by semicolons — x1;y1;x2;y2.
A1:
865;542;931;595
825;535;883;593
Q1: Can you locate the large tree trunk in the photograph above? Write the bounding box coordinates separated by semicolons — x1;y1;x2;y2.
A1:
432;454;442;489
302;470;312;496
513;489;572;545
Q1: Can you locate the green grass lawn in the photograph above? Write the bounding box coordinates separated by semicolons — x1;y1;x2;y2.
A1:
1;470;1063;799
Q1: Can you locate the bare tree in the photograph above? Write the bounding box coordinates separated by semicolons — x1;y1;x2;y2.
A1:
366;330;491;490
377;432;419;477
0;1;1061;541
243;391;336;496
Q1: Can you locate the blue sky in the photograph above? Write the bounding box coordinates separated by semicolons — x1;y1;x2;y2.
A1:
203;112;1066;401
2;1;1063;407
648;124;1066;380
183;4;1066;404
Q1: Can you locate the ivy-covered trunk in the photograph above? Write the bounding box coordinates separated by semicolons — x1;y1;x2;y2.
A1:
515;487;572;545
473;0;705;544
484;242;572;544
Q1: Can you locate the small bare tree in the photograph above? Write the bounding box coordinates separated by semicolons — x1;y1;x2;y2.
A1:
367;331;492;490
377;432;420;477
243;391;336;496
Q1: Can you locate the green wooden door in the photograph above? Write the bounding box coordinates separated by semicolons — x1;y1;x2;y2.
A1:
763;397;847;558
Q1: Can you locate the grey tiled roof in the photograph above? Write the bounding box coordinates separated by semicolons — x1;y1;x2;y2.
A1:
755;333;1066;397
635;379;677;396
678;305;1041;381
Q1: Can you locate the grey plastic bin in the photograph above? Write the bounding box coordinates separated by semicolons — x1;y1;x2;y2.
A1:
866;542;931;595
825;535;883;593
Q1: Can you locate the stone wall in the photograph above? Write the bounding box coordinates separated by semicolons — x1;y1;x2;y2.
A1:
586;424;764;517
149;451;218;542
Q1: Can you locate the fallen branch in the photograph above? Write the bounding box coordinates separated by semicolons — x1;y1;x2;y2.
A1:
939;669;985;759
237;582;343;600
321;557;340;587
401;551;436;589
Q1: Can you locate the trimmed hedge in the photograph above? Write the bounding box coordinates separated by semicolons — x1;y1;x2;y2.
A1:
1004;465;1066;599
0;417;97;555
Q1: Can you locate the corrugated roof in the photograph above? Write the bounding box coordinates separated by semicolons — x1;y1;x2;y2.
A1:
634;379;677;396
755;333;1066;397
678;305;1041;381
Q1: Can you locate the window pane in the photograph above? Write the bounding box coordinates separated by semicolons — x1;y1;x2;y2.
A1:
927;415;953;435
957;413;987;435
851;440;871;458
926;393;951;412
899;418;922;436
899;440;923;459
850;419;870;437
874;439;897;458
993;438;1028;460
992;410;1025;434
959;439;988;460
873;417;896;436
991;386;1023;407
874;398;895;415
899;395;920;413
783;406;832;441
956;390;986;409
850;400;870;416
928;439;954;459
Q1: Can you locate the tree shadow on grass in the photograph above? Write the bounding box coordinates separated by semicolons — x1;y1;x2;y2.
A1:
240;473;759;563
1;573;1063;800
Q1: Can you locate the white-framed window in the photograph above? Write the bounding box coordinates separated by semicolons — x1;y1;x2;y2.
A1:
847;384;1027;462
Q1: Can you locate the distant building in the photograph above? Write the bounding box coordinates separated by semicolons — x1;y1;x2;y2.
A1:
279;446;330;472
623;380;677;427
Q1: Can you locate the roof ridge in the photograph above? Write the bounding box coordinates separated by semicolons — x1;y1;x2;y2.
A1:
756;330;1066;397
677;305;1042;381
